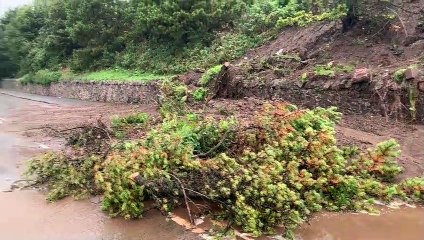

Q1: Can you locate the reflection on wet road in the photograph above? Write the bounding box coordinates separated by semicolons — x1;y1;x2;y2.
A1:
296;208;424;240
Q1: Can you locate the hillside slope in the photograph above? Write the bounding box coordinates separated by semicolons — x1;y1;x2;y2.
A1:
193;1;424;122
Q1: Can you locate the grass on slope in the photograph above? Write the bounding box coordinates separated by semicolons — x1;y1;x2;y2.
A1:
63;70;173;82
21;69;173;85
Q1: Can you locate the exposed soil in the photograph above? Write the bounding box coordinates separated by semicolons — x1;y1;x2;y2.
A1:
178;1;424;124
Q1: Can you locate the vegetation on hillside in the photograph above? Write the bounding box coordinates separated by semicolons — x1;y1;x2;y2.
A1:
18;69;171;85
0;0;355;81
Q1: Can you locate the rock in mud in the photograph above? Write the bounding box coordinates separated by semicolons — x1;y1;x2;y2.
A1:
352;68;371;84
419;81;424;92
405;68;419;80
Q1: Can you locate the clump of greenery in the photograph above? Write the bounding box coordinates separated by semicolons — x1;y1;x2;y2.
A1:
399;177;424;201
200;65;223;85
20;69;62;86
158;80;189;117
26;102;424;239
276;5;347;29
64;70;172;82
193;87;208;102
392;66;420;120
111;113;150;129
1;0;350;78
314;64;336;77
393;69;406;83
300;72;309;82
26;153;101;201
312;63;355;78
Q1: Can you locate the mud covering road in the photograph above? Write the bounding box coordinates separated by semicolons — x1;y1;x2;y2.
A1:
0;89;423;240
0;90;199;240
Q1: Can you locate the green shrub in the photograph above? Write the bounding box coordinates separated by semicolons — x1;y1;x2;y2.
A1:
158;80;189;117
111;112;150;129
394;69;406;83
1;0;348;76
20;69;62;85
133;0;247;44
399;177;424;201
26;152;101;201
193;87;208;102
314;65;336;77
276;5;347;29
200;65;222;85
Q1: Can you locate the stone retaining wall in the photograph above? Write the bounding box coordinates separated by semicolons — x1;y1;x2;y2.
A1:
19;81;160;104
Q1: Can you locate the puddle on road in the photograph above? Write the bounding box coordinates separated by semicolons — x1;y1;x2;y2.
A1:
0;191;196;240
296;207;424;240
0;133;38;191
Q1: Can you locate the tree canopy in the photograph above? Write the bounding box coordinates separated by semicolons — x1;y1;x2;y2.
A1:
0;0;381;79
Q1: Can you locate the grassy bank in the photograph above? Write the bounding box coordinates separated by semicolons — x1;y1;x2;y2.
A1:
21;69;173;86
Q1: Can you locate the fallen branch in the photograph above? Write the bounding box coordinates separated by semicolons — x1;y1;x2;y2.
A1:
194;127;234;158
169;173;194;225
25;123;113;142
387;7;408;37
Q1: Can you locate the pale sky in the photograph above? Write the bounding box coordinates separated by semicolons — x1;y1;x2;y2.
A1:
0;0;32;16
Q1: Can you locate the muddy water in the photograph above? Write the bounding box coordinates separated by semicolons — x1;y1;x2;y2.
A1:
297;208;424;240
0;133;36;191
0;191;194;240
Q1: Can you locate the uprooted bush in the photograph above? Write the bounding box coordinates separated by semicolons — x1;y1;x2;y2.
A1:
26;103;424;238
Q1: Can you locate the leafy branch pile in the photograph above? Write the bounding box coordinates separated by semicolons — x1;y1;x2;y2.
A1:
26;101;424;238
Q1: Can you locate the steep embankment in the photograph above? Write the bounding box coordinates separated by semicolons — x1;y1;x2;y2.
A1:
192;2;424;122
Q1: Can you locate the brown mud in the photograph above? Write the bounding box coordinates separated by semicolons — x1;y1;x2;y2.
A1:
297;207;424;240
0;191;197;240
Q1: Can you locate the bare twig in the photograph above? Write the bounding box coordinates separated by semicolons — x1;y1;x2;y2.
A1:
368;20;392;40
387;7;408;37
25;125;112;142
168;173;194;225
